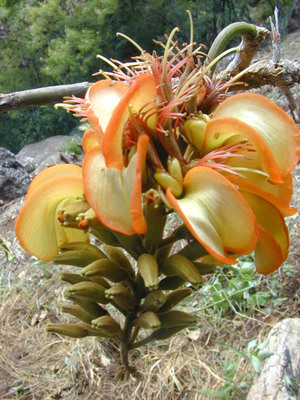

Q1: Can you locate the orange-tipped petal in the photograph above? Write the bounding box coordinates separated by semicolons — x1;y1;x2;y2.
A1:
204;117;282;184
82;146;138;235
213;93;300;178
15;176;87;262
255;226;284;275
85;80;128;141
228;175;297;217
82;128;100;153
130;134;149;234
26;164;82;198
166;167;258;264
241;191;289;264
102;73;157;170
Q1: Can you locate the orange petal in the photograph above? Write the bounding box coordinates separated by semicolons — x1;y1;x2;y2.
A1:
15;176;87;262
255;226;284;275
102;73;157;170
213;93;300;178
228;175;297;217
83;146;138;235
85;80;128;142
241;191;289;265
204;117;282;184
82;128;100;153
166;167;258;264
26;164;82;198
130;134;149;234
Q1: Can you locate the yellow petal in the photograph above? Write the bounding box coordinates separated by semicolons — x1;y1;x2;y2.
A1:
204;117;282;184
82;128;100;153
228;175;296;217
166;167;258;264
102;73;157;169
15;176;86;262
85;80;128;141
130;134;149;234
83;146;138;235
241;191;289;266
26;164;82;198
255;226;284;275
213;93;300;178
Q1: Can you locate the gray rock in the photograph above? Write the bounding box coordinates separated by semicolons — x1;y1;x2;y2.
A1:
247;318;300;400
16;135;71;172
0;148;31;201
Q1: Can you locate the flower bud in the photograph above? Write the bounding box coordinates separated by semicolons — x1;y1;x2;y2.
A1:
61;304;94;324
160;254;203;287
154;170;183;198
105;283;135;310
142;290;165;312
81;259;129;283
158;310;197;328
158;288;192;313
47;323;89;338
67;281;110;304
134;311;161;329
137;253;159;290
91;315;121;336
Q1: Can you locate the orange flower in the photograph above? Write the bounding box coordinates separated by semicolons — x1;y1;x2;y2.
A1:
15;165;88;261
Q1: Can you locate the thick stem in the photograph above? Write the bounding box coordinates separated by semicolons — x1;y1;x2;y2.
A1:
120;312;136;368
206;22;259;75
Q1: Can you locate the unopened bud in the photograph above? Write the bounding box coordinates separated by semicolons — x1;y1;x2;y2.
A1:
154;170;183;198
137;253;159;290
91;315;121;336
47;323;88;338
134;311;161;329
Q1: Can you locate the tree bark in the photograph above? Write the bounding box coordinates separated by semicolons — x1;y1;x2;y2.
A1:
0;82;91;113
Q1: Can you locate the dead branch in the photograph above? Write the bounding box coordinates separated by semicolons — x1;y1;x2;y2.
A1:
0;82;91;113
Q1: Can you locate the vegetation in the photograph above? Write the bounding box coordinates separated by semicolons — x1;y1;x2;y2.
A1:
0;0;296;152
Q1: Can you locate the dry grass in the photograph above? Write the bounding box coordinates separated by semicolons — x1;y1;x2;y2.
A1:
0;227;272;400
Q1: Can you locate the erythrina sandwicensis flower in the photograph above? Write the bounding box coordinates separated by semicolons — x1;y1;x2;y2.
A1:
55;26;300;275
14;18;300;377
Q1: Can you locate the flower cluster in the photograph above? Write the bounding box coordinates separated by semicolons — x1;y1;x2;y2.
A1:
16;29;300;274
15;24;300;374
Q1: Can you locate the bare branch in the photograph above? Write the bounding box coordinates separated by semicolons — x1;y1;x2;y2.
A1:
0;82;91;113
218;59;300;90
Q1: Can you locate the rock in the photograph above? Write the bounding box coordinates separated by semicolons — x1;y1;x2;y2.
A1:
16;135;74;173
247;318;300;400
0;148;31;202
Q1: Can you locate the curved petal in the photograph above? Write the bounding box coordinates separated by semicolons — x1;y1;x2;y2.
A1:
166;167;258;264
15;176;87;262
228;175;297;217
255;226;284;275
85;80;128;141
130;134;149;234
82;128;100;153
102;73;157;169
204;117;282;184
83;146;140;235
241;191;289;267
26;164;83;198
213;93;300;177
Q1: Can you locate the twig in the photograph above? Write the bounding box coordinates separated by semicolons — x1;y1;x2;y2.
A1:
270;7;281;65
0;82;91;113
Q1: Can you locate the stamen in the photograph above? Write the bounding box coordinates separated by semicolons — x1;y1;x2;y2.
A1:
116;32;145;54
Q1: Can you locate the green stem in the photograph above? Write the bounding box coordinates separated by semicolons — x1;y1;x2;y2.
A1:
120;312;136;368
207;22;258;75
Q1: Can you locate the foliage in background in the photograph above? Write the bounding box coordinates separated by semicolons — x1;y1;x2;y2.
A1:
0;0;296;152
